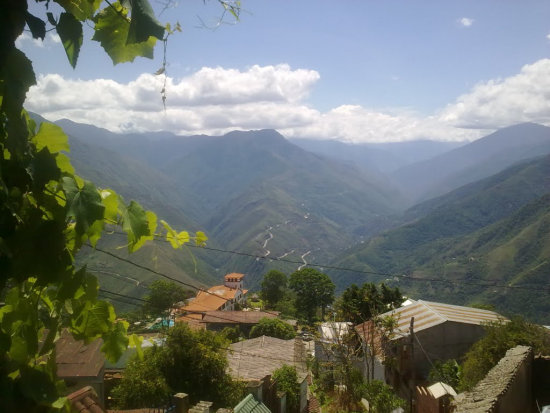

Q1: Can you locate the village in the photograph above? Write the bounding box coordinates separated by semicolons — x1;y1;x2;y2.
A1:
57;272;550;413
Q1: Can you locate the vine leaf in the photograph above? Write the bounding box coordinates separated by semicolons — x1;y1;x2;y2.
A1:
161;220;189;249
121;200;150;252
132;210;157;251
72;300;115;337
195;231;208;246
63;177;105;238
1;49;36;152
125;0;165;44
92;2;157;65
54;0;103;21
32;122;70;153
102;321;129;363
25;11;46;40
56;12;83;68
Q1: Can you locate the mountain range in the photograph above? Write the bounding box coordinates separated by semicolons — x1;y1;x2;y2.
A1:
34;114;550;321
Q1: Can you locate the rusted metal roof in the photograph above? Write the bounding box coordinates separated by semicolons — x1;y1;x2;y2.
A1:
56;330;105;379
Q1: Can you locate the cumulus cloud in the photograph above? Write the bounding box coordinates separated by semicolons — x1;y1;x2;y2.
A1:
15;32;61;48
439;59;550;129
458;17;474;27
25;60;550;143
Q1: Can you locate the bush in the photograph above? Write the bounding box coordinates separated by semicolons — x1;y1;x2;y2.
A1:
249;317;296;339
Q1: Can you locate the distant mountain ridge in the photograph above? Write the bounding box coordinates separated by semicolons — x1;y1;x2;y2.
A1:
391;123;550;204
31;114;550;321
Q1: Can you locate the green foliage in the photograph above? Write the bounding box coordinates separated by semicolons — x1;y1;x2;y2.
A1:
0;1;212;410
110;345;171;408
260;269;288;308
144;280;193;318
273;365;300;413
249;317;296;340
362;380;405;413
428;359;461;389
113;323;246;408
289;268;335;324
336;282;403;324
460;317;550;391
220;326;243;343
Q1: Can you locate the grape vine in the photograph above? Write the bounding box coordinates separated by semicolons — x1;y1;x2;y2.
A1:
0;0;213;410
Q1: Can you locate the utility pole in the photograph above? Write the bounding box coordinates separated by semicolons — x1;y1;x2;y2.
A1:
409;317;415;413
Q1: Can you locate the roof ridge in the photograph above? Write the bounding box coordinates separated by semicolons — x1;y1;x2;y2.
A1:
416;300;447;322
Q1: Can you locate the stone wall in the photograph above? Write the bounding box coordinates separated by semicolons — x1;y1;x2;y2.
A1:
453;345;533;413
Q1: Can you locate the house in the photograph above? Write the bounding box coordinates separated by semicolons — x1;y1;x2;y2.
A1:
227;336;309;413
355;299;506;400
55;330;106;403
314;321;353;360
199;310;281;336
179;273;248;317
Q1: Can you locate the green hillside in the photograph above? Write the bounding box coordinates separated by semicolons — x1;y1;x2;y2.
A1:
330;156;550;322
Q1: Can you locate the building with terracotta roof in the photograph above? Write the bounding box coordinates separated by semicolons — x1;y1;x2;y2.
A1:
179;273;248;316
355;299;506;402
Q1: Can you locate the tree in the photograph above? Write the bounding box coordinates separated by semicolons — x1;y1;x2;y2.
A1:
289;268;335;324
0;0;216;410
260;270;288;308
112;323;246;408
362;380;405;413
336;282;403;324
273;365;300;413
459;317;550;391
428;359;461;389
249;317;296;340
145;280;194;318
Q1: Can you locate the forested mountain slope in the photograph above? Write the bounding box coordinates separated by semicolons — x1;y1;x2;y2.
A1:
330;156;550;322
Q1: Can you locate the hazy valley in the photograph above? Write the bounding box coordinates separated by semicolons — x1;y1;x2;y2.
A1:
46;114;550;323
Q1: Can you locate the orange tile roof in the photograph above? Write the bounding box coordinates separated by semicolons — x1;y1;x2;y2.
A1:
182;285;244;313
225;273;245;280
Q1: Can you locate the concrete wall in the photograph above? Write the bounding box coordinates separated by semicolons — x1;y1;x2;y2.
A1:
413;321;486;379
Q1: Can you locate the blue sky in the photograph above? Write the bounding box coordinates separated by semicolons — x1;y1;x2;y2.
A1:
20;1;550;142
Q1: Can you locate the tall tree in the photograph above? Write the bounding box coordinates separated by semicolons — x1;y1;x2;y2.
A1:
260;270;288;308
336;282;403;324
145;280;194;318
289;268;335;324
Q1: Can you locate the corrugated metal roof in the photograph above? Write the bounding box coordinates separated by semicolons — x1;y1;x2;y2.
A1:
234;394;271;413
356;299;506;340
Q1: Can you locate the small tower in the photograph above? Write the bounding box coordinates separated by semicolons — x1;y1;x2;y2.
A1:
224;273;245;290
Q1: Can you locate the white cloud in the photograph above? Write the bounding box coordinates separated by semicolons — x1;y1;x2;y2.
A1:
458;17;474;27
547;33;550;41
439;59;550;129
15;32;62;48
25;60;550;143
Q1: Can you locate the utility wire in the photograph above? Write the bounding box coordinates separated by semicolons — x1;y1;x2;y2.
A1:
86;241;549;294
